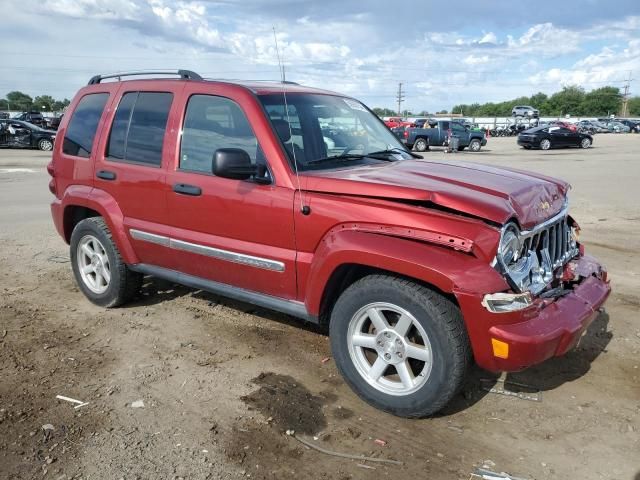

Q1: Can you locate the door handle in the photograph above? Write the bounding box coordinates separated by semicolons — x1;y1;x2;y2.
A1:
173;183;202;196
96;170;116;180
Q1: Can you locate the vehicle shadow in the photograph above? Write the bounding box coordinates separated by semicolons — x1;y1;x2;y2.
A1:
439;309;611;416
125;277;612;417
125;276;327;336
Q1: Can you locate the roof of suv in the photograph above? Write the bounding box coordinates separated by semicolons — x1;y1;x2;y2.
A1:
84;70;342;97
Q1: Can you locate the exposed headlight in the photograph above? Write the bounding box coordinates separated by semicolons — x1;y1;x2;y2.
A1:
482;291;533;313
495;223;534;292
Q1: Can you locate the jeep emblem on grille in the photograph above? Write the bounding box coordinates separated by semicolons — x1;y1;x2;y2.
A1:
539;201;551;212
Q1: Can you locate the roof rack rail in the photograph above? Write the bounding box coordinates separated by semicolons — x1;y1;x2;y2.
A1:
87;70;202;85
203;78;300;85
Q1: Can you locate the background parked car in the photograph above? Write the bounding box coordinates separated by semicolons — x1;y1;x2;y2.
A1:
613;119;639;133
0;119;56;151
511;105;539;117
44;114;64;131
517;125;592;150
405;119;487;151
606;121;631;133
13;111;46;128
549;120;578;132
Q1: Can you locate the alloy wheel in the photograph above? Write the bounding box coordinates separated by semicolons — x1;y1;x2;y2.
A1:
347;302;433;396
76;235;111;294
39;139;53;151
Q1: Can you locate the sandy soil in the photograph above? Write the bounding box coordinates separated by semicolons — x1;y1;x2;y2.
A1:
0;134;638;480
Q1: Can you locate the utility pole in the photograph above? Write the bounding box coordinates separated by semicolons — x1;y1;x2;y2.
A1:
396;82;404;116
620;71;633;117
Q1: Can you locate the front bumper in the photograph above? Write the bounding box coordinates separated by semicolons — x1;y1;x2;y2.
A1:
457;254;610;372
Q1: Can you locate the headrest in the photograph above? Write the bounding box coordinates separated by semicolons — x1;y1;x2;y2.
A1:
271;119;291;143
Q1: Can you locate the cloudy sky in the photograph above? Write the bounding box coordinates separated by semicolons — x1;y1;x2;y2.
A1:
3;0;639;111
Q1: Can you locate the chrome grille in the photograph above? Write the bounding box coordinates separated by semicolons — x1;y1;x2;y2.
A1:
495;206;580;296
521;213;576;272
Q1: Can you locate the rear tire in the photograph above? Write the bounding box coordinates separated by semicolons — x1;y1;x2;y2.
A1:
413;137;429;152
70;217;142;308
330;275;471;418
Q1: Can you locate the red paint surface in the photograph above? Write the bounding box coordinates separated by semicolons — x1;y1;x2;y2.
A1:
50;79;610;372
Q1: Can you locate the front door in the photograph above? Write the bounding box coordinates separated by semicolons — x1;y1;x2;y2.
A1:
165;89;297;299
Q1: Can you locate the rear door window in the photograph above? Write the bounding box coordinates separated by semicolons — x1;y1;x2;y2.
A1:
63;93;109;157
106;92;173;166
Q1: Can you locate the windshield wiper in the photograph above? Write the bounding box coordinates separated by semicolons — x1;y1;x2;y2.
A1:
305;153;367;165
368;147;421;159
306;148;414;166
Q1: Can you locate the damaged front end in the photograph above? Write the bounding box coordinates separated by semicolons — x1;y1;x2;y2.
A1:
484;204;585;313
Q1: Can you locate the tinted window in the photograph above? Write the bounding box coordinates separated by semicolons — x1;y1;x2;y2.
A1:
106;92;136;160
180;95;261;174
63;93;109;157
106;92;173;166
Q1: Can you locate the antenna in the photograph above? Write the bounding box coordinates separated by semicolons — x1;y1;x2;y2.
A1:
272;27;285;83
273;26;308;215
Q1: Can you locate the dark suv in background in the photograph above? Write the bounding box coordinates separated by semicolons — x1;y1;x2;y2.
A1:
14;111;46;128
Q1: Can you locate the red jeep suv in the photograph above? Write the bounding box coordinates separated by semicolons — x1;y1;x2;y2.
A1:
49;70;610;417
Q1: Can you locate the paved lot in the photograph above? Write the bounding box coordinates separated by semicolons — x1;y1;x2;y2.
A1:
0;135;638;479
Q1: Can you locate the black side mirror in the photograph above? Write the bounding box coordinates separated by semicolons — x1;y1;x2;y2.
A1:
212;148;269;183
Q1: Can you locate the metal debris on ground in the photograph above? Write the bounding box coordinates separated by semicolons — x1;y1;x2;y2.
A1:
471;467;529;480
55;395;89;409
480;379;542;402
286;431;403;465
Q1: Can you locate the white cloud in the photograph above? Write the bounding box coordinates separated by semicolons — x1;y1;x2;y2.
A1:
478;32;497;44
528;39;639;87
464;54;490;65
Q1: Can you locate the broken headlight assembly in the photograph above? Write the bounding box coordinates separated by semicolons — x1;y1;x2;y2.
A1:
486;207;580;312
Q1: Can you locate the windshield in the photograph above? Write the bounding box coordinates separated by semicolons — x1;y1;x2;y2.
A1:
259;93;411;171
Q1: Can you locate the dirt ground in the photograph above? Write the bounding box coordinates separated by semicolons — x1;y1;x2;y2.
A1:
0;134;638;480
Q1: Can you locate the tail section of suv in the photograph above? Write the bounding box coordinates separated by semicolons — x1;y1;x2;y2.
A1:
512;105;539;117
49;70;610;417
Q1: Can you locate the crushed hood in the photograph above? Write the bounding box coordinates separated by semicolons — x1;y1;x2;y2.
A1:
301;159;570;228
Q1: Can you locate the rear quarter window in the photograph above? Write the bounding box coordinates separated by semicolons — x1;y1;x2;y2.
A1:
63;93;109;158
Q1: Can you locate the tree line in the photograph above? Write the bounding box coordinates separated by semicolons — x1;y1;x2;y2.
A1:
0;91;70;113
451;86;638;117
373;86;640;118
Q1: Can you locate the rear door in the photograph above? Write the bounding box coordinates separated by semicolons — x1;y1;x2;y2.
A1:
450;122;467;145
93;85;183;269
164;85;297;299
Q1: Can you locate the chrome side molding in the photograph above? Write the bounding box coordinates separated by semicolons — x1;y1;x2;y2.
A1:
129;229;285;272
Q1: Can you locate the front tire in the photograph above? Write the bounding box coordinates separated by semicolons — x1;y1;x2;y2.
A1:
413;137;429;152
468;139;481;152
330;275;471;418
580;138;591;149
38;138;53;151
70;217;142;307
540;138;551;150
